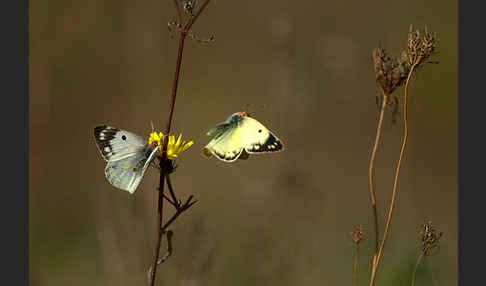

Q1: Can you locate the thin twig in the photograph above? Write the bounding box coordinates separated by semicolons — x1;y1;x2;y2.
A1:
150;175;166;285
369;61;419;286
354;243;360;286
148;2;211;285
184;0;211;31
166;174;180;208
173;0;182;26
162;193;177;207
157;230;174;264
411;252;425;286
147;231;174;281
369;92;388;262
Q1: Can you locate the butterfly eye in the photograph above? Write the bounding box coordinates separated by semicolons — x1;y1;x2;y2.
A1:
122;135;127;140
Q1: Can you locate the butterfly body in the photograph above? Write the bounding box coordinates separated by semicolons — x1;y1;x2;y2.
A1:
94;125;158;194
203;112;284;162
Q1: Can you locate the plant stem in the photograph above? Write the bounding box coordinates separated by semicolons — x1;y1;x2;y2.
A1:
369;62;418;286
149;31;185;286
173;0;182;26
148;1;211;285
166;174;179;207
184;0;211;31
164;33;186;137
149;173;166;286
411;252;425;286
354;243;360;286
369;92;388;262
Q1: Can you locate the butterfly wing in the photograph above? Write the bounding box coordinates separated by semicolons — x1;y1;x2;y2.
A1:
104;145;158;193
94;125;147;161
94;125;158;193
203;122;245;162
240;116;284;154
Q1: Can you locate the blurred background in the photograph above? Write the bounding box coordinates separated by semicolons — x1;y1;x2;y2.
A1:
30;0;457;285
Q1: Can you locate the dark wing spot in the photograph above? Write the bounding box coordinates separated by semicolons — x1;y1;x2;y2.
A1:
122;135;127;140
245;133;283;153
258;129;262;133
94;126;120;160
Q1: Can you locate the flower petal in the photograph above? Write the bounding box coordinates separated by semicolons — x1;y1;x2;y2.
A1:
182;141;194;152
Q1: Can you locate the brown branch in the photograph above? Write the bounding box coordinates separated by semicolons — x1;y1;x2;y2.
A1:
369;92;388;262
184;0;211;31
162;195;198;231
148;2;211;285
147;231;174;282
354;242;360;286
162;193;177;207
149;174;166;285
164;34;186;137
166;173;180;208
173;0;182;26
369;61;419;286
158;230;174;264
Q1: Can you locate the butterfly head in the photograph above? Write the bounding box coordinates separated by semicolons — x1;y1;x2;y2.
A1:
226;111;250;124
237;111;249;117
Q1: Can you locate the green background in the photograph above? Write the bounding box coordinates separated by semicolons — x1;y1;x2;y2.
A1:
30;0;457;285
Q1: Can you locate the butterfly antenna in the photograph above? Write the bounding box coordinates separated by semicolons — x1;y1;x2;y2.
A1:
245;104;266;116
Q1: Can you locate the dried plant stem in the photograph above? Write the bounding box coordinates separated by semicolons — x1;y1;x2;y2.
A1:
369;92;388;261
354;243;360;286
369;61;419;286
149;1;210;285
411;252;425;286
172;0;182;25
166;173;179;207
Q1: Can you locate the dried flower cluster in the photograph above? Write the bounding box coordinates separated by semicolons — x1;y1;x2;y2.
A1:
181;0;197;16
419;221;442;256
351;226;365;245
168;2;215;44
372;47;410;95
372;25;438;97
407;25;438;68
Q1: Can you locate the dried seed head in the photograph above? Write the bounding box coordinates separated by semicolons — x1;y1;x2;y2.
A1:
372;47;410;95
408;25;438;67
373;25;438;97
181;0;197;16
351;226;365;245
419;221;442;256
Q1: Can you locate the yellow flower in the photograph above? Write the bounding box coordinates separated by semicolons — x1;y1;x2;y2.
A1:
148;131;165;147
148;131;194;160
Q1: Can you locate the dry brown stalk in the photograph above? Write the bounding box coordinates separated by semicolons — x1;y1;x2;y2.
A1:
148;1;211;285
368;26;437;286
351;226;365;286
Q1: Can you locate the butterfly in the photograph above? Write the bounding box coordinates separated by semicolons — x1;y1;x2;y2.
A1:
203;112;284;162
93;125;159;194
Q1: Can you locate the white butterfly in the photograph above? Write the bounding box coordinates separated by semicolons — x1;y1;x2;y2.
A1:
93;125;159;194
203;112;284;162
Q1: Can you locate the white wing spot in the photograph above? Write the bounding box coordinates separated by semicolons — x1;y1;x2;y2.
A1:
104;147;110;152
